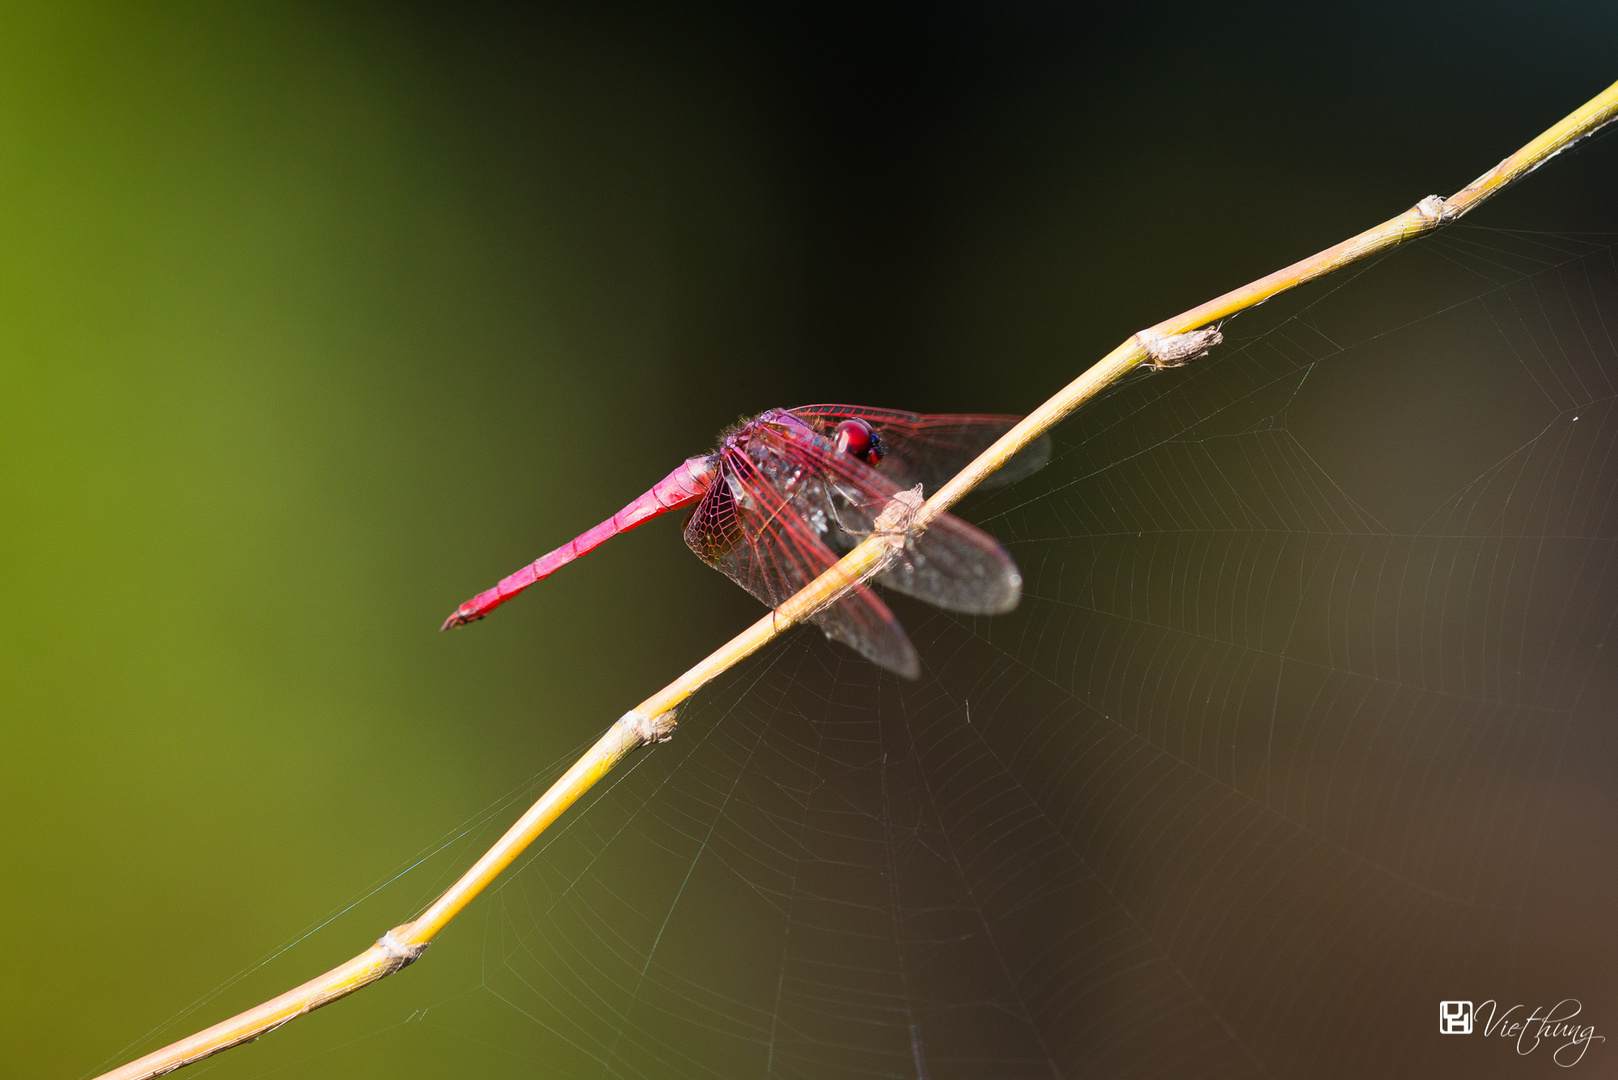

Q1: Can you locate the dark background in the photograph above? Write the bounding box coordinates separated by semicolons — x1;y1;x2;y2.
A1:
3;2;1616;1077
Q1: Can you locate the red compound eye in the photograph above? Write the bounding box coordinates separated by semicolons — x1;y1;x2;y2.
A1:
833;418;881;463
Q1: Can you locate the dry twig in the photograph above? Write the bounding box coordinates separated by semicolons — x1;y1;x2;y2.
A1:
96;74;1618;1080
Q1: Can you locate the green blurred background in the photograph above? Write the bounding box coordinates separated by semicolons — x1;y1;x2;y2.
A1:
3;2;1617;1077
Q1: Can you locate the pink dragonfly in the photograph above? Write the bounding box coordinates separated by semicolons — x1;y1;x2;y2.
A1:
442;405;1047;677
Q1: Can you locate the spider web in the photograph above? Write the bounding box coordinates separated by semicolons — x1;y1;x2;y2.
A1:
126;223;1618;1080
350;224;1616;1080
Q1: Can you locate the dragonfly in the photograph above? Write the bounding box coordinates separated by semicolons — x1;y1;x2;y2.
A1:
441;405;1048;677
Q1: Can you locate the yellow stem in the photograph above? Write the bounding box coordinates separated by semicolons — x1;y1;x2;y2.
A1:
95;74;1618;1080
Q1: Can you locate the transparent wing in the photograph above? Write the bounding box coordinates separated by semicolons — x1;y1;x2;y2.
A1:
787;404;1050;493
683;451;920;678
751;423;1023;616
877;512;1023;615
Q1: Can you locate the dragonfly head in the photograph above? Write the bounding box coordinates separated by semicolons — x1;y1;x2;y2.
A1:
833;417;884;465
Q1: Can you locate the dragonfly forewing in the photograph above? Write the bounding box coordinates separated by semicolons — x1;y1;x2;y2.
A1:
752;422;1024;615
683;449;920;678
787;405;1051;494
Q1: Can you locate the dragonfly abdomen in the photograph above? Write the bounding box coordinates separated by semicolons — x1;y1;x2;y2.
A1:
440;456;713;630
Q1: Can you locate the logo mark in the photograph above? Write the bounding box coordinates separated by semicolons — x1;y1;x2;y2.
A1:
1441;1001;1474;1035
